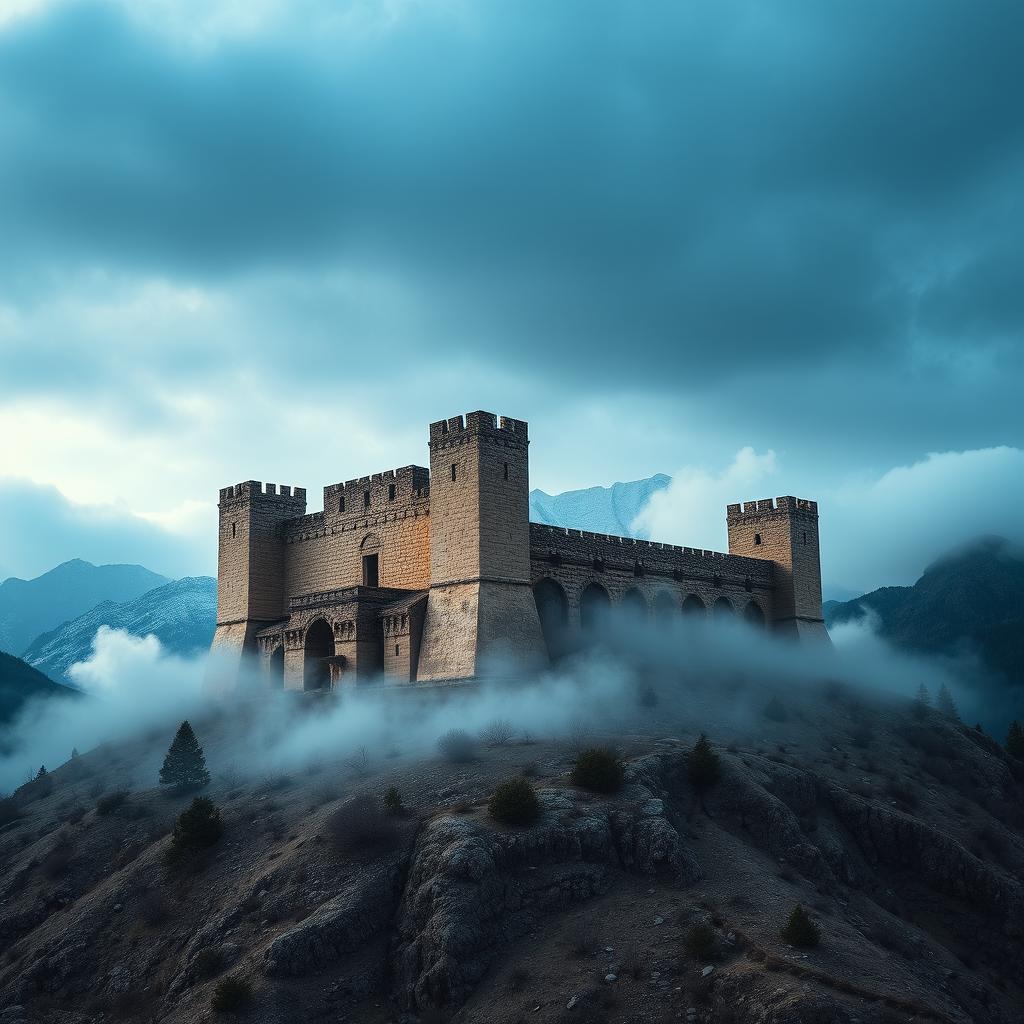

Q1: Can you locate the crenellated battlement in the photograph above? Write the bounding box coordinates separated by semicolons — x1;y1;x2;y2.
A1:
219;480;307;505
323;465;430;517
530;523;730;559
726;495;818;519
429;410;529;445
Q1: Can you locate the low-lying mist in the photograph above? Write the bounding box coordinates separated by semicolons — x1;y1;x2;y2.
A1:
0;612;1009;793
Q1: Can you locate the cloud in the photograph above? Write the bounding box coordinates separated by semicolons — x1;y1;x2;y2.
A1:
632;445;1024;595
0;477;211;580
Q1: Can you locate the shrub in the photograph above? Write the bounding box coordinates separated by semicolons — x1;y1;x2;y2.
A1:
193;948;226;979
1007;721;1024;759
0;796;21;826
780;904;820;948
66;805;86;824
383;786;404;816
685;922;716;959
482;719;515;747
488;777;540;826
96;790;129;816
687;734;722;791
345;746;371;777
211;976;252;1013
166;797;223;864
570;748;625;794
437;728;478;763
325;794;398;854
159;720;210;793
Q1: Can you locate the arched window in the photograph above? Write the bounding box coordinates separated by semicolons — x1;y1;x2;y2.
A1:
653;591;678;621
681;594;706;618
712;597;734;619
620;588;647;618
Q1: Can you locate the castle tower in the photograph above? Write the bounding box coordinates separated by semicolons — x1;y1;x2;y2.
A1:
726;496;829;641
416;411;547;680
209;480;306;688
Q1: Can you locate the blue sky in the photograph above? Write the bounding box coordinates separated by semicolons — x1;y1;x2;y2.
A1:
0;0;1022;593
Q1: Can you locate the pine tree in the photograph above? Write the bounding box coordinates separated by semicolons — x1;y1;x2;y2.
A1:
1007;721;1024;759
911;683;931;720
159;721;210;792
166;797;223;864
36;765;47;778
71;748;79;759
688;734;722;792
936;684;959;721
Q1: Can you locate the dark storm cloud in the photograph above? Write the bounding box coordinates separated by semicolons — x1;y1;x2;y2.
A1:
1;0;1022;398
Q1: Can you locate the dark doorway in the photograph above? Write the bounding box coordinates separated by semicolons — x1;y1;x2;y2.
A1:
362;553;379;588
580;583;611;633
620;588;648;619
713;597;734;619
533;578;570;660
653;591;678;621
303;619;334;691
268;646;284;688
744;601;766;628
682;595;706;618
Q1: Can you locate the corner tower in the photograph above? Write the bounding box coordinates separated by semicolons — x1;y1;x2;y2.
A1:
417;411;546;680
210;480;306;687
726;496;829;641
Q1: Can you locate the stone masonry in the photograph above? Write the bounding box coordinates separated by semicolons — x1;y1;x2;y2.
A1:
209;411;828;691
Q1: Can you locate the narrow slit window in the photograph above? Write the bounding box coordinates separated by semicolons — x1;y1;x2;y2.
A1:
338;494;345;513
363;490;370;508
450;463;457;482
395;644;400;657
803;531;807;545
503;462;509;480
231;522;237;539
754;533;761;546
388;483;396;501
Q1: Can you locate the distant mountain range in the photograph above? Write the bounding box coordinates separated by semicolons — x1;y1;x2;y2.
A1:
0;559;168;656
0;650;77;728
22;576;217;685
825;535;1024;698
529;474;670;538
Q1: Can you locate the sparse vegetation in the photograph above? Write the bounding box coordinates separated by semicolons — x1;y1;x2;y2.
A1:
383;785;404;815
482;718;515;747
488;776;540;825
166;797;223;865
780;903;821;947
346;746;371;777
570;747;625;793
96;790;129;816
437;728;478;763
325;793;399;854
687;734;722;791
211;976;253;1013
159;720;210;793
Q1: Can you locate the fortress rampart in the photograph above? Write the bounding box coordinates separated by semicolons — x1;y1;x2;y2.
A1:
210;411;828;691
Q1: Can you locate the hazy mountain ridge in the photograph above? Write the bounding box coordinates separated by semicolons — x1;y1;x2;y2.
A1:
22;577;217;684
0;559;169;657
0;651;78;729
529;473;670;538
825;535;1024;693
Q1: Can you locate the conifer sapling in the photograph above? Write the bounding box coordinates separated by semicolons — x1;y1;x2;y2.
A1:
159;720;211;792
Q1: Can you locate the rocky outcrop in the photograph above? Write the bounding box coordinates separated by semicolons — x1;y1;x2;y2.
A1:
264;854;407;976
393;783;699;1009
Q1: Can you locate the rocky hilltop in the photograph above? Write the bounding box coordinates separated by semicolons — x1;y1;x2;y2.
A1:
0;672;1022;1024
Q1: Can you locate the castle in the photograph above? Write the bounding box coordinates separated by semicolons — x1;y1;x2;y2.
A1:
211;411;827;689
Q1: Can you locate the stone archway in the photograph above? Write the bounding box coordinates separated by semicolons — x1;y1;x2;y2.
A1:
303;618;335;691
712;597;734;619
653;591;678;621
681;595;706;618
533;578;570;660
580;582;611;633
744;600;766;628
620;588;648;619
